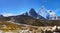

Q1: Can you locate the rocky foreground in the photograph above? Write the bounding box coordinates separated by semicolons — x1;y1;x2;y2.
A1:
0;21;60;33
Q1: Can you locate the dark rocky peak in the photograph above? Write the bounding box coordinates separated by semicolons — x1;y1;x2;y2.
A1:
29;8;38;18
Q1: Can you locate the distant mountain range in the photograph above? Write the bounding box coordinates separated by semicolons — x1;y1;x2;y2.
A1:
0;8;60;26
22;8;46;20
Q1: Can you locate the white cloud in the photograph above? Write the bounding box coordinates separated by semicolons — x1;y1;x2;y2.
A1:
2;13;17;17
2;12;25;17
19;11;26;15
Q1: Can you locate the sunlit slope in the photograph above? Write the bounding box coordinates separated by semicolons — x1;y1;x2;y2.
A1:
0;21;20;31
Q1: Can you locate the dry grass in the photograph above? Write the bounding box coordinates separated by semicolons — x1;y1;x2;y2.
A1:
0;21;54;33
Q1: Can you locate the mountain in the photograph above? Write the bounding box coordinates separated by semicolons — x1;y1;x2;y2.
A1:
29;8;38;18
8;15;60;26
0;8;60;26
0;14;60;26
23;8;46;20
38;6;48;18
9;15;48;26
0;7;60;28
0;15;4;18
0;15;10;21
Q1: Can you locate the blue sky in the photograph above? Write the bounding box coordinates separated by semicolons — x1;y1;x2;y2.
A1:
0;0;60;16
